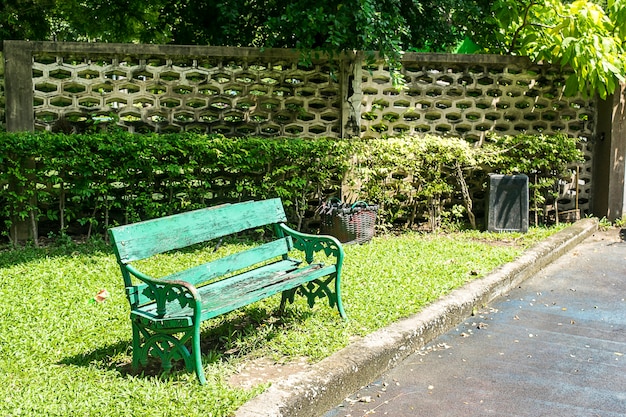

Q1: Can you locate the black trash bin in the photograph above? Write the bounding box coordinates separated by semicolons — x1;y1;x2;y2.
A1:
486;174;529;232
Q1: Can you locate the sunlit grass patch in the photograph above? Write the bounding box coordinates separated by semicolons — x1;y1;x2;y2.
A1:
0;225;564;416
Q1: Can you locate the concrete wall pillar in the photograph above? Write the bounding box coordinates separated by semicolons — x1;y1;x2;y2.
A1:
340;52;362;138
3;41;36;243
594;83;626;221
4;41;34;132
608;84;626;221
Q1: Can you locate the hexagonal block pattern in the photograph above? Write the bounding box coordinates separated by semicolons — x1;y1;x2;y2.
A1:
32;53;341;137
360;61;593;143
358;59;593;213
25;49;593;214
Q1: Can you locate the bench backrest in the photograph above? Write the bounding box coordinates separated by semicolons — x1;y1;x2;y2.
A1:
109;198;288;264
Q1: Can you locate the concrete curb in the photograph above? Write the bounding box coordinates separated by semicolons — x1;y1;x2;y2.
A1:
234;218;599;417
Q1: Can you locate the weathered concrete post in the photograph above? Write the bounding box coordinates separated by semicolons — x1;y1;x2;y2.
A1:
4;41;34;132
0;51;5;124
593;83;626;221
607;84;626;221
4;40;36;243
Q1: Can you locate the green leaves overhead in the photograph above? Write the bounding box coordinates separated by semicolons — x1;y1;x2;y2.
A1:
491;0;626;99
0;0;55;41
9;0;626;99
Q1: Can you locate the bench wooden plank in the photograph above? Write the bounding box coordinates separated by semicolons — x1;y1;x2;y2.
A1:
197;262;325;302
165;237;294;287
126;238;296;307
133;262;336;325
130;310;194;329
132;258;303;317
110;198;287;262
198;264;337;320
194;259;302;296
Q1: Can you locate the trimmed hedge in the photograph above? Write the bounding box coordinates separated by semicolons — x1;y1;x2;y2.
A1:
0;131;583;243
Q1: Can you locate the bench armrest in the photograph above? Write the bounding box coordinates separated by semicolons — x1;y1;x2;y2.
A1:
277;223;344;267
125;264;202;320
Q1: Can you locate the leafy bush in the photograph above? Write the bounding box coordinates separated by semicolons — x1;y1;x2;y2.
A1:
348;135;478;230
480;133;585;224
347;133;583;230
0;131;582;243
0;132;348;243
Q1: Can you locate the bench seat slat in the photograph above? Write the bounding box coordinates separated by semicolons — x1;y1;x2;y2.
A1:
199;264;337;321
133;262;336;327
195;258;301;293
132;258;301;318
127;239;295;307
130;310;193;329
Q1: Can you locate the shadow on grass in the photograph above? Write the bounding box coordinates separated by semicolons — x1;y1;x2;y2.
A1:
59;305;314;380
0;237;113;269
0;234;262;269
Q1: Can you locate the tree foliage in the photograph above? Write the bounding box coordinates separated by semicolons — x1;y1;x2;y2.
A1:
488;0;626;99
2;0;626;99
51;0;170;43
0;0;54;42
1;1;484;53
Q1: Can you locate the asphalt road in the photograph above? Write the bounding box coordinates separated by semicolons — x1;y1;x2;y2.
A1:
323;229;626;417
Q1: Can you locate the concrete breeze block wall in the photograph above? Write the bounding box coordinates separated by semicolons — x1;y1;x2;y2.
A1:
2;42;596;215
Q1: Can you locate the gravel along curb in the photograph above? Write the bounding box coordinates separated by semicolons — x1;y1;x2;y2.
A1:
234;218;599;417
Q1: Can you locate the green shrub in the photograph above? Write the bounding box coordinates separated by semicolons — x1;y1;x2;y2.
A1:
0;132;349;242
346;133;583;230
0;131;583;243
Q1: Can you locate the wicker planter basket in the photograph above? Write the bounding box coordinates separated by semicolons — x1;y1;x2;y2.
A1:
318;199;378;244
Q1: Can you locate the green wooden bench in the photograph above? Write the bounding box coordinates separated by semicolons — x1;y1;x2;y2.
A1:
108;198;346;384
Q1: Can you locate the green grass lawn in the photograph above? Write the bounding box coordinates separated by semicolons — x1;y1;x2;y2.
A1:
0;226;563;416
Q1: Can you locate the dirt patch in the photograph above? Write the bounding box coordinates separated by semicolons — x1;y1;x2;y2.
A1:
228;357;312;390
589;227;623;243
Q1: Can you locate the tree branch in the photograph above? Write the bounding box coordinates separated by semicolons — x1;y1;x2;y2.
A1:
509;0;541;53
